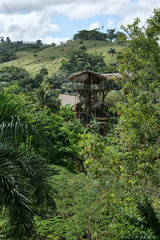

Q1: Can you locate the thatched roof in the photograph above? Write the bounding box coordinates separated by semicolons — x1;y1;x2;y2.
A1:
69;71;105;84
102;73;122;81
68;71;122;85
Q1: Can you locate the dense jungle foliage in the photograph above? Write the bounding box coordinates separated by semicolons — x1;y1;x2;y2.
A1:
0;8;160;240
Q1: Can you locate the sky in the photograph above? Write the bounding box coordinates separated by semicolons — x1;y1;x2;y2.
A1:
0;0;159;44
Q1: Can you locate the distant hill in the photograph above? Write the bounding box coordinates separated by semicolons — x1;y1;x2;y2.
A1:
0;40;123;77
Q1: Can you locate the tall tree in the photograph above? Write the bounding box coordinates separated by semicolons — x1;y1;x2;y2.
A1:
6;37;11;43
0;36;4;43
106;29;116;42
0;95;56;238
34;81;61;112
117;8;160;153
115;9;160;237
36;39;43;45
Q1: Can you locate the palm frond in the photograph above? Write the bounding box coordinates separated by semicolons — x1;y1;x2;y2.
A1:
0;144;56;236
0;99;53;153
0;146;34;236
32;179;57;211
0;97;56;236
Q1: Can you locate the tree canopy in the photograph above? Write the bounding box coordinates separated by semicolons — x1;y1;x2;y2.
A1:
73;29;126;43
60;49;107;74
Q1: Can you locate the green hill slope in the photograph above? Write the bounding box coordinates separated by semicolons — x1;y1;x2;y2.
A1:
0;40;122;76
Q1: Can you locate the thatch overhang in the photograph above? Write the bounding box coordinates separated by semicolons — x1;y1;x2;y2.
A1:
69;71;106;85
102;73;122;81
68;70;122;85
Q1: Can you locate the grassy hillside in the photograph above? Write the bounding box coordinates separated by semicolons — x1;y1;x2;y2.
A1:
0;40;122;77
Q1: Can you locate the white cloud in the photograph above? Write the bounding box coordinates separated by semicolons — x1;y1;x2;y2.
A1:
0;0;159;43
116;0;158;28
88;22;100;30
106;19;115;28
0;0;159;17
52;0;160;20
43;36;70;44
64;3;103;19
0;12;60;43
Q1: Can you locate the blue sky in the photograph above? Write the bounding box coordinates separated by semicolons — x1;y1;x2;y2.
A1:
52;14;121;40
0;0;159;44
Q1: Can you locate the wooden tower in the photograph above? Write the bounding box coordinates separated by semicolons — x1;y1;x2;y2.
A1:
69;71;121;122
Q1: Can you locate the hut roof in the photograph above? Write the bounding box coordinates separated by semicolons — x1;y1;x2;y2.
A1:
102;73;122;80
68;70;122;85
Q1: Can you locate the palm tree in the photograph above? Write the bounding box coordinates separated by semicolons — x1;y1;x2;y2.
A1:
35;81;61;112
108;48;117;61
0;96;56;238
39;67;48;76
101;26;104;33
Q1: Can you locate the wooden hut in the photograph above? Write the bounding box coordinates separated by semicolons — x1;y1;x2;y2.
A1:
69;70;122;122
